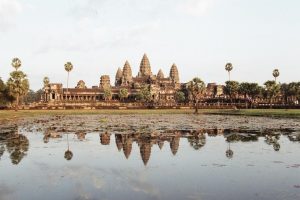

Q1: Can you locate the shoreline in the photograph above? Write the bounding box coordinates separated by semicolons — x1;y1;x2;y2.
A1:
0;109;300;121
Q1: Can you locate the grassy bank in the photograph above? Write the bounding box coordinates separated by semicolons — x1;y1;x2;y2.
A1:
0;109;299;121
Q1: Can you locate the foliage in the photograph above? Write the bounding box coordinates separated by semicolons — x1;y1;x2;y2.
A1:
263;80;280;105
175;91;186;103
281;82;300;103
136;85;152;102
7;71;30;109
119;88;128;101
224;81;239;99
238;82;262;99
272;69;280;79
64;62;73;72
187;77;206;113
24;89;43;104
0;78;14;106
103;87;112;101
43;77;50;87
11;57;22;70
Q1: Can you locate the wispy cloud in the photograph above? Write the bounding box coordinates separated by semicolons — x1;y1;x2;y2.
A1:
177;0;214;16
0;0;22;31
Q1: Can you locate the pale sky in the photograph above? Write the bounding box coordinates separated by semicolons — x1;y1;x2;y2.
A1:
0;0;299;90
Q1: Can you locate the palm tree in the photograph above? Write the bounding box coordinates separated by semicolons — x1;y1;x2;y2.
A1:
7;58;29;111
43;77;50;87
64;62;73;101
11;58;22;71
225;63;233;81
187;77;206;114
272;69;280;82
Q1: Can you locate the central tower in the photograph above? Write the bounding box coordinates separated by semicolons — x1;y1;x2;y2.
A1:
138;53;152;77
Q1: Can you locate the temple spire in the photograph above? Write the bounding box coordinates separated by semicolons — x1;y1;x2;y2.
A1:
138;53;152;77
170;63;179;83
157;69;164;79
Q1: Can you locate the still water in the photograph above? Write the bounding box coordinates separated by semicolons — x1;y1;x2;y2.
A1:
0;115;300;200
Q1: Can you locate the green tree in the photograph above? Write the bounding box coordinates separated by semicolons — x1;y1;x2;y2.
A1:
103;87;112;101
281;82;300;105
24;89;43;104
7;58;29;110
272;69;280;82
239;82;262;100
43;77;50;87
224;81;239;102
64;62;73;100
175;91;185;103
264;80;280;108
119;88;128;101
187;78;206;114
0;78;14;106
225;63;233;81
136;85;152;102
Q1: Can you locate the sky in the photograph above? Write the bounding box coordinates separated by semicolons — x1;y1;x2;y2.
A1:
0;0;299;90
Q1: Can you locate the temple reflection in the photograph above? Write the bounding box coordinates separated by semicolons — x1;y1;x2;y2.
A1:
113;131;205;165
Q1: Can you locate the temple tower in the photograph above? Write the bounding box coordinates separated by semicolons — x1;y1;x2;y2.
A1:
100;132;111;145
115;68;123;86
100;75;111;88
170;136;180;156
122;61;133;85
170;63;179;83
138;54;152;77
157;69;164;79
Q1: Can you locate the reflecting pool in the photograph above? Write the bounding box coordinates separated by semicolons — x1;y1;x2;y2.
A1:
0;115;300;200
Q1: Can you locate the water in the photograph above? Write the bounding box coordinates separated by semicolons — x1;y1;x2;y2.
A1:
0;115;300;200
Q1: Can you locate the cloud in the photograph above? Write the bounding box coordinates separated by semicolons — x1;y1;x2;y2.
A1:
177;0;214;16
0;0;22;31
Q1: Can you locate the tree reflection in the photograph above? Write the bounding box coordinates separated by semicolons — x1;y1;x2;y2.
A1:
188;133;206;150
64;133;73;161
225;143;234;159
3;132;29;165
265;134;281;152
0;144;5;160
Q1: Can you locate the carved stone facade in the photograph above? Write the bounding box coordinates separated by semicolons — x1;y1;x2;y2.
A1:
43;54;182;104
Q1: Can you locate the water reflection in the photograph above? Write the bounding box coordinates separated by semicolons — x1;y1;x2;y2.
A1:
0;125;29;165
1;125;299;166
64;133;73;161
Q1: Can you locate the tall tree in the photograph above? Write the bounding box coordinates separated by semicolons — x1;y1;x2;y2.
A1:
103;87;112;101
272;69;280;82
119;88;128;101
187;78;206;114
64;62;73;100
225;63;233;81
43;77;50;87
7;58;29;110
0;78;14;106
136;84;152;102
224;81;239;102
175;91;186;103
264;80;280;108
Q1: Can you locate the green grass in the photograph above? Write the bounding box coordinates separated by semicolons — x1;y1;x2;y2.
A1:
0;109;299;121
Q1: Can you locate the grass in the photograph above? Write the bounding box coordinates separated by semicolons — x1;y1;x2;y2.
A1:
0;109;299;121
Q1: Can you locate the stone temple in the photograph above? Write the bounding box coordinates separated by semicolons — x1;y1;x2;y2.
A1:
43;54;181;107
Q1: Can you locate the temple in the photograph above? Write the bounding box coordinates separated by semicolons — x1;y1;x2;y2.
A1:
42;54;187;108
